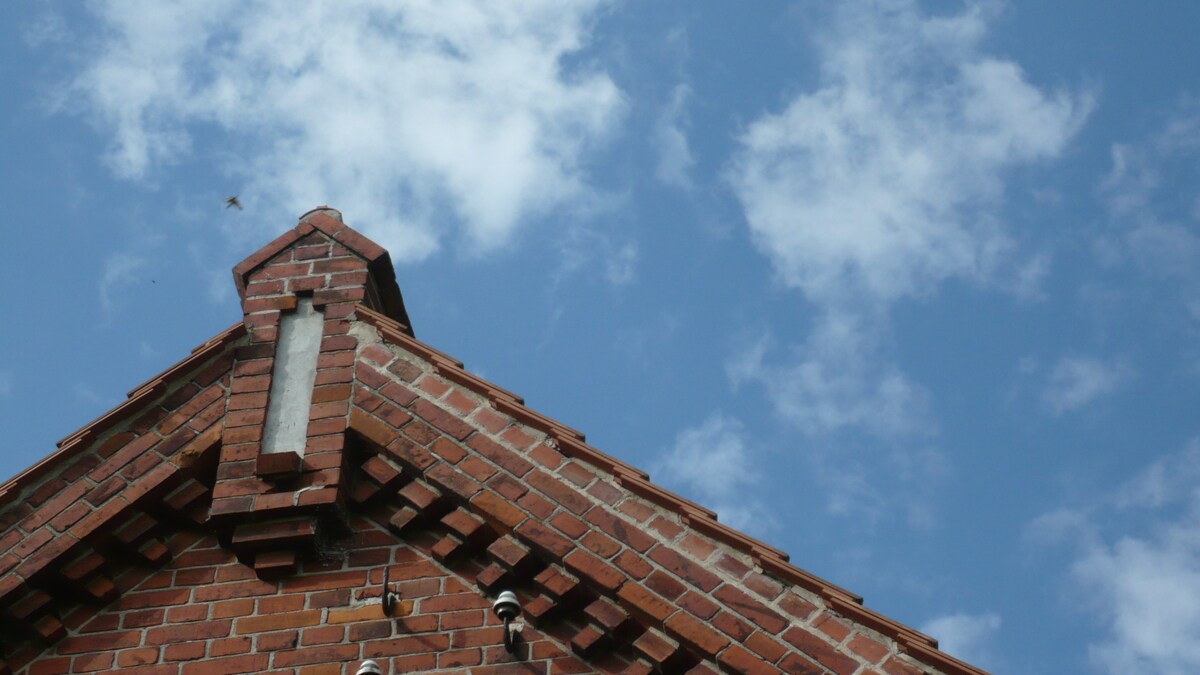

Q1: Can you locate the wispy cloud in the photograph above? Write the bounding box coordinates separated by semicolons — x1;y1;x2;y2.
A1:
1030;441;1200;674
1099;105;1200;319
1074;507;1200;674
64;1;625;261
728;316;929;439
920;612;1002;669
654;413;773;533
1041;355;1133;415
72;383;108;406
1114;441;1200;510
723;0;1090;524
552;225;640;290
604;242;639;286
653;84;695;190
22;8;67;48
99;252;149;320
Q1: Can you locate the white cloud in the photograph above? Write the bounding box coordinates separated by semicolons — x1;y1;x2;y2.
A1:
552;226;639;290
1099;107;1200;319
1024;507;1094;547
1114;441;1200;510
655;413;773;533
1074;508;1200;674
731;321;946;527
920;612;1001;667
1101;106;1200;218
1124;220;1200;320
1032;443;1200;674
653;84;695;189
1101;143;1159;218
22;9;67;48
604;242;639;286
721;0;1089;520
72;383;108;406
99;252;149;319
729;314;930;438
1041;356;1133;415
727;0;1091;306
67;0;624;260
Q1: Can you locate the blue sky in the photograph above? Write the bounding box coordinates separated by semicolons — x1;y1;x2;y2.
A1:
3;2;1200;672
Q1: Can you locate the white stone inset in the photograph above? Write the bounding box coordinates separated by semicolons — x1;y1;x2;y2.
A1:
262;297;323;455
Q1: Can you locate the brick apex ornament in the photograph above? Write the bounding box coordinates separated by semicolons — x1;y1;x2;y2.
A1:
0;209;987;675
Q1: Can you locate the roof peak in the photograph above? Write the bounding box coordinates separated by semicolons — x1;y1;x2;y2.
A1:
231;207;412;333
298;205;343;223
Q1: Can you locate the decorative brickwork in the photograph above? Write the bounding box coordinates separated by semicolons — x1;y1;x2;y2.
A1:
15;515;608;674
0;210;987;675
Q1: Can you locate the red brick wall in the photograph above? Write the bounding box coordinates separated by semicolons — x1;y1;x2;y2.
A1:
20;512;603;675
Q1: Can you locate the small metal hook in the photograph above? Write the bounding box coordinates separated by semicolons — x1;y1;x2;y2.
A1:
381;567;399;615
503;617;517;654
493;591;522;655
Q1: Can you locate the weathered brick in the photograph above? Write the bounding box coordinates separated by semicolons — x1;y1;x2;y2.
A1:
846;633;889;664
466;434;534;477
517;520;573;560
181;653;269;674
388;437;436;472
417;375;450;398
679;590;721;620
236;610;322;634
528;469;591;515
665;611;730;658
193;580;275;603
163;642;207;662
814;612;851;642
115;588;192;610
778;652;828;674
713;610;756;643
646;570;688;601
717;644;777;675
411;399;473;440
117;647;160;667
782;627;860;674
649;546;722;593
581;530;621;559
618;583;674;624
746;630;789;665
350;408;394;448
633;628;680;667
713;584;788;634
56;630;142;654
363;633;452;658
145;620;232;645
429;437;467;464
585;597;630;635
425;463;482;500
25;482;91;529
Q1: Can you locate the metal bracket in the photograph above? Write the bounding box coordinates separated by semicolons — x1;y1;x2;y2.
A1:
381;567;400;615
503;617;519;654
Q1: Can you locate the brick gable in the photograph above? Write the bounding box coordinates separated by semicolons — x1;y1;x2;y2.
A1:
0;210;985;675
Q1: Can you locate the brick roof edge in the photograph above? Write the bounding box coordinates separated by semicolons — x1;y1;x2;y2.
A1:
0;322;244;508
0;211;986;675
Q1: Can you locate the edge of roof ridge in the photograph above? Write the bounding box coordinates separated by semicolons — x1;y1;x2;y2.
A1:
0;321;244;507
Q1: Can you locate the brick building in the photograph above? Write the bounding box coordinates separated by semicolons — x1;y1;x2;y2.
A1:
0;209;987;674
